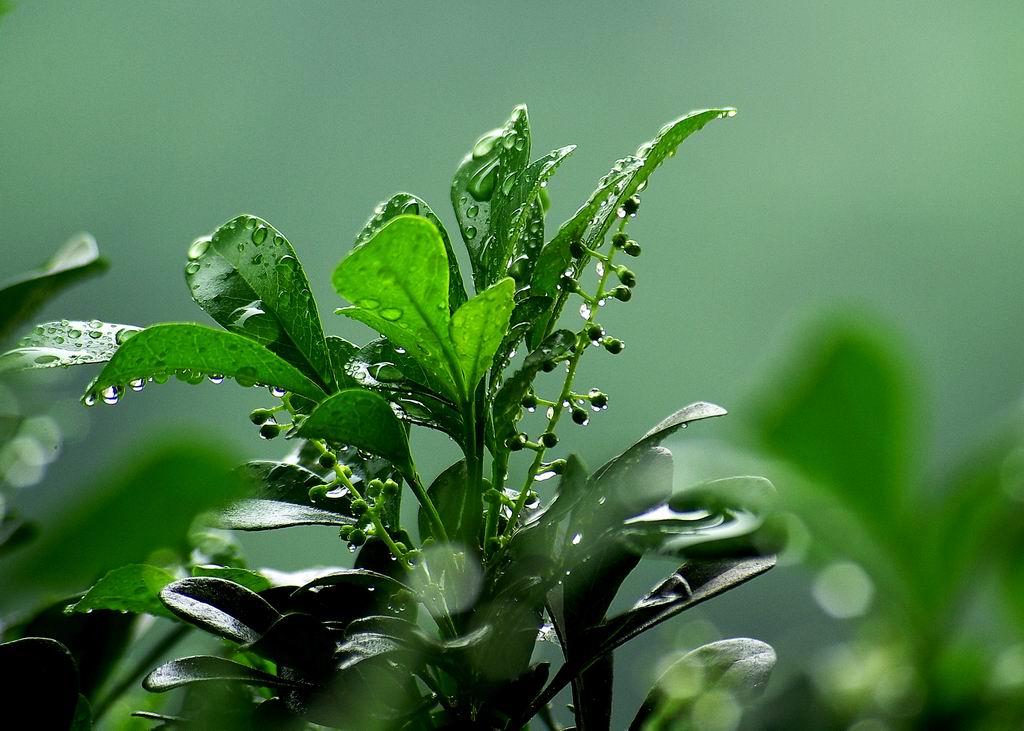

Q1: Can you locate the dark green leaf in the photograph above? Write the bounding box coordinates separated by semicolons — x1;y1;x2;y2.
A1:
216;498;354;531
159;577;280;644
298;568;410;595
68;564;176;618
529;109;735;347
192;565;272;594
629;638;775;730
418;460;481;545
83;323;327;404
143;655;305;692
325;335;361;390
0;637;80;729
450;277;516;395
186;215;333;389
0;320;140;372
243;613;334;672
0;439;248;611
299;388;415;479
239;460;331;505
0;234;107;343
354;192;468;312
333;215;461;400
71;694;92;731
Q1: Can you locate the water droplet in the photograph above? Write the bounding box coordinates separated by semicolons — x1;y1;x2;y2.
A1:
501;173;516;196
187;237;211;260
129;378;145;392
88;330;102;339
34;354;59;365
725;109;737;118
571;532;583;545
467;158;500;201
115;328;137;345
252;226;268;245
269;385;286;398
472;129;502;159
535;469;557;482
208;374;225;384
358;298;380;310
467;205;479;218
393;347;406;354
251;253;263;265
185;262;201;276
579;302;592;319
466;226;477;239
380;308;402;321
595;261;605;277
401;200;420;215
546;406;555;419
101;385;121;405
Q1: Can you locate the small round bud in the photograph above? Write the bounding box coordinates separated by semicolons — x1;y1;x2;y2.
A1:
572;407;589;425
586;324;605;342
622;195;641;214
540;432;558;448
558;274;578;292
541;359;557;373
616;267;637;288
348;529;366;547
350;498;368;516
506;433;527;451
590;390;609;409
569;240;586;259
602;338;625;354
611;232;628;248
624;241;642;257
318;452;337;469
610;285;632;302
259;423;281;440
249;408;272;425
393;541;408;554
382;479;400;497
339;525;353;539
405;550;422;566
521;393;538;410
484;488;502;504
367;479;384;498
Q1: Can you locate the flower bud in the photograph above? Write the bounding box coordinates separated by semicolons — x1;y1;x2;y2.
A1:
540;432;558;448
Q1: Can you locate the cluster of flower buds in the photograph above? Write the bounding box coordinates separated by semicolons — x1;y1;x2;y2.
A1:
337;477;403;551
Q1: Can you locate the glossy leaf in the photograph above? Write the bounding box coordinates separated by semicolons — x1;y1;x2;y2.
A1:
187;215;333;389
0;637;80;729
333;215;461;400
354;192;468;312
629;638;776;730
244;613;334;672
529;109;735;347
299;388;415;479
0;320;140;372
0;233;107;343
159;577;280;644
238;460;332;506
450;277;516;396
216;498;354;531
68;564;177;618
418;460;481;545
143;655;305;692
192;565;272;594
84;323;326;404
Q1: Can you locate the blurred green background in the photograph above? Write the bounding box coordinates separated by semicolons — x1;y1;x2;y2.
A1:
2;1;1023;728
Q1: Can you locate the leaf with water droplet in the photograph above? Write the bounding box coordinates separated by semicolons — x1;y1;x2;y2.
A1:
333;215;461;401
529;108;736;348
449;277;516;398
0;233;108;344
67;564;177;618
299;389;416;480
353;193;468;313
143;655;305;693
0;320;140;372
84;323;326;403
186;215;334;390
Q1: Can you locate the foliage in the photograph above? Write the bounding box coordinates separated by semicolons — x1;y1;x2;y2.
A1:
0;105;779;729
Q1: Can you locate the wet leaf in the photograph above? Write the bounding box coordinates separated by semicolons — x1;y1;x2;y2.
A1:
191;565;272;594
299;389;415;479
450;277;516;396
216;499;354;531
187;215;333;389
418;460;481;545
143;655;305;692
159;577;280;644
0;320;140;372
68;564;177;618
84;323;326;404
354;192;468;312
0;234;107;343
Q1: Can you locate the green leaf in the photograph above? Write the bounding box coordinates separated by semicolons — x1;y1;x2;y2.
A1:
450;277;516;396
186;215;334;389
0;320;140;372
629;638;776;730
299;388;415;479
0;638;81;729
529;108;735;348
750;318;912;534
192;565;272;594
71;695;91;731
83;323;327;404
418;460;481;545
160;577;279;644
333;215;462;400
325;334;360;390
0;439;247;612
354;193;468;312
216;498;354;531
0;233;107;343
143;655;305;692
68;564;177;618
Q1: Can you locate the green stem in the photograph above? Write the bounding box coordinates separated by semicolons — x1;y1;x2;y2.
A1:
409;470;449;543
